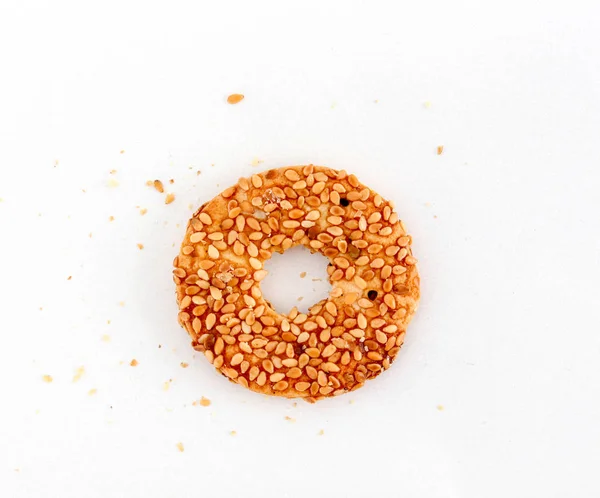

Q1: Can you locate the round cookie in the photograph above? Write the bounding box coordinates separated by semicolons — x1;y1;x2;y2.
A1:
173;165;419;401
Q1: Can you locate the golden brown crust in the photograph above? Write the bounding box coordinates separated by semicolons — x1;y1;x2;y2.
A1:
173;165;419;401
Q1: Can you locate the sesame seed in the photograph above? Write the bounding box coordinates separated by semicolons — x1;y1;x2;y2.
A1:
227;94;244;104
153;180;164;193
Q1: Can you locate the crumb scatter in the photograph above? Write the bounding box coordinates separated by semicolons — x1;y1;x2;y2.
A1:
72;366;85;383
192;396;211;407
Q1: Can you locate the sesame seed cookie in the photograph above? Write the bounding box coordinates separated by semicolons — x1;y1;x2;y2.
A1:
173;165;419;401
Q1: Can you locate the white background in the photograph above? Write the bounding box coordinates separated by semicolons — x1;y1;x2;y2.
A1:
1;1;599;497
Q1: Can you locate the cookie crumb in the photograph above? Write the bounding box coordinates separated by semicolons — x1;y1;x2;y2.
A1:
88;388;97;396
107;178;119;188
67;276;72;280
193;396;211;407
297;296;303;301
285;416;296;423
227;94;244;104
130;359;138;367
180;362;189;368
229;431;237;436
299;272;307;278
101;334;110;342
120;150;125;154
139;208;147;216
109;169;117;175
72;366;85;383
163;380;172;391
153;180;164;193
109;216;115;222
196;170;202;175
318;429;324;436
137;243;144;250
42;375;53;383
251;158;263;167
165;193;175;204
169;179;175;184
176;442;184;452
436;145;444;155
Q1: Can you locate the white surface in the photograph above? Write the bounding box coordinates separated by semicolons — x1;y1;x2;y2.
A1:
1;1;600;497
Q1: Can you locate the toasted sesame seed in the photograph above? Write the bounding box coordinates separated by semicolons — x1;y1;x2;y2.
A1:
306;348;320;358
231;353;244;366
153;180;164;193
285;169;300;181
227;93;244;104
295;381;310;391
297;332;310;343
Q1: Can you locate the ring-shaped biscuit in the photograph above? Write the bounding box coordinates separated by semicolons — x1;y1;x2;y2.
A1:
174;165;419;401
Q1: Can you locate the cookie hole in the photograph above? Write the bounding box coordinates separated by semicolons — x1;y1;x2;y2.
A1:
261;246;332;314
340;197;349;207
367;290;378;301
